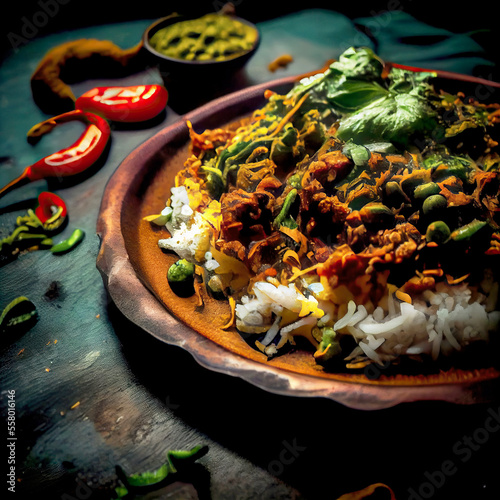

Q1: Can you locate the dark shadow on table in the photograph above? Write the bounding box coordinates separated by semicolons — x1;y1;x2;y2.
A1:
107;301;500;500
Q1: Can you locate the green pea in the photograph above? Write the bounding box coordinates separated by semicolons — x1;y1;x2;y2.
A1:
422;194;447;216
50;228;85;254
167;259;195;283
287;173;303;190
167;258;196;297
385;181;404;197
414;182;440;200
426;220;451;244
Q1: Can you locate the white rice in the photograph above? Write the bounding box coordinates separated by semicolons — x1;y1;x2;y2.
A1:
158;211;208;262
235;276;499;365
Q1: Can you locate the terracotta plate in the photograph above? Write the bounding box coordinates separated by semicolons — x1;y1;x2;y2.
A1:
97;73;500;410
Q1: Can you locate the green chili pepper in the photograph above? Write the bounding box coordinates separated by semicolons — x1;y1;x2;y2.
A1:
273;188;298;229
216;139;250;171
202;164;226;196
114;445;208;498
0;296;38;334
17;232;51;242
16;209;43;229
224;138;274;172
50;228;85;254
0;225;29;250
270;126;299;165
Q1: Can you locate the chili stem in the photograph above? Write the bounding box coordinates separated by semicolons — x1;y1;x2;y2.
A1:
0;172;31;200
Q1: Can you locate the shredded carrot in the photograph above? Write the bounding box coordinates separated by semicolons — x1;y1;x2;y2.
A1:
287;263;321;282
254;340;266;353
194;282;204;307
70;401;80;410
422;268;444;277
221;296;236;329
446;273;470;285
193;265;205;307
264;267;278;277
395;289;412;304
269;92;310;138
282;249;301;269
279;226;308;256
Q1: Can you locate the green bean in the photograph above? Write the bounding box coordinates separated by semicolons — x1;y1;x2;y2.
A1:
50;228;85;254
17;232;51;241
167;259;195;283
450;219;487;241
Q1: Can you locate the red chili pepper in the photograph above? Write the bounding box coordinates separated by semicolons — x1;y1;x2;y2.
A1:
75;84;168;122
0;109;110;200
35;191;67;223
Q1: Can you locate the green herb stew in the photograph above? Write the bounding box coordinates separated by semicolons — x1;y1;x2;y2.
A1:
147;47;500;374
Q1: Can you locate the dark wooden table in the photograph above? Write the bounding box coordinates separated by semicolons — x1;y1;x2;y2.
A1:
1;8;499;500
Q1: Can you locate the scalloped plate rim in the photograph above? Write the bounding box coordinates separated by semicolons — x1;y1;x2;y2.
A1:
96;72;500;410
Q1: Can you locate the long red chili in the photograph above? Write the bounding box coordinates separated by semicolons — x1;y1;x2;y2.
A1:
75;84;168;122
0;109;110;200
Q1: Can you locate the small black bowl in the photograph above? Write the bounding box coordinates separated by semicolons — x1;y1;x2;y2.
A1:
142;13;260;111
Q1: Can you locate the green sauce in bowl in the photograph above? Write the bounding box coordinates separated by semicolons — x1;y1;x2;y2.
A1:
148;13;258;62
